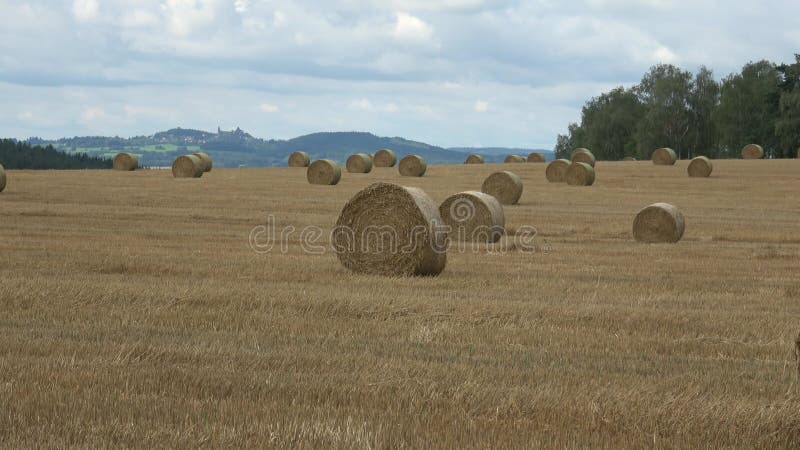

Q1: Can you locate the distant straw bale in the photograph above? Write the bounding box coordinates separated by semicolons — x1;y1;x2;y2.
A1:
398;155;427;177
346;153;373;173
113;153;138;171
439;191;504;243
481;171;523;205
307;159;342;185
687;156;713;177
633;203;685;243
288;151;311;167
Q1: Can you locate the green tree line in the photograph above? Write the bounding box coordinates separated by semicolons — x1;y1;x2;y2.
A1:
0;139;111;169
555;55;800;160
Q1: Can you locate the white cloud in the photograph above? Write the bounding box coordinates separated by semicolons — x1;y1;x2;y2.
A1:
393;12;433;41
258;103;280;113
72;0;99;22
351;98;373;110
81;107;107;123
474;101;489;112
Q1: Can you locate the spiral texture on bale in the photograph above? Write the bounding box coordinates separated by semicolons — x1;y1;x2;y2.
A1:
741;144;764;159
687;156;713;177
633;203;685;244
652;148;677;165
288;151;311;167
504;154;526;163
565;162;596;186
545;159;571;183
439;191;504;243
307;159;342;185
172;155;203;178
527;152;545;163
398;155;427;177
346;153;373;173
373;149;397;167
332;182;448;277
571;148;596;167
465;154;485;164
193;152;212;172
481;171;523;205
113;153;138;171
0;164;6;193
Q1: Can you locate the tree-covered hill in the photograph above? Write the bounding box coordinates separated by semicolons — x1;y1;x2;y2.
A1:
28;129;552;168
0;139;111;169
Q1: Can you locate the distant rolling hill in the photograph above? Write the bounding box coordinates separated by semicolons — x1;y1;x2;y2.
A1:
28;128;554;168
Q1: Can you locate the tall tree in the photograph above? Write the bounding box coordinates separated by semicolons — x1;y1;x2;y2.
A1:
554;122;585;160
712;60;781;157
634;64;694;160
579;87;644;160
776;54;800;158
688;66;720;157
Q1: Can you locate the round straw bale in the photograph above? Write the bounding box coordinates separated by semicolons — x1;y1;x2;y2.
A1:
527;152;546;163
332;182;447;276
373;149;397;167
346;153;373;173
113;152;138;171
741;144;764;159
398;155;427;177
307;159;342;185
565;162;596;186
0;164;6;193
504;154;526;163
652;147;677;165
571;148;596;167
687;156;713;177
481;171;523;205
465;154;484;164
288;151;311;167
633;203;685;244
439;191;504;243
193;152;212;172
623;156;637;161
545;159;571;182
172;155;203;178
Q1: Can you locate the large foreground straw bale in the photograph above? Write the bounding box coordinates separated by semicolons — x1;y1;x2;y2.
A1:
346;153;373;173
113;153;138;171
741;144;764;159
373;149;397;167
172;155;203;178
439;191;504;243
398;155;427;177
652;148;677;165
288;151;311;167
465;154;484;164
545;159;571;182
633;203;685;243
193;152;212;172
307;159;342;185
481;171;523;205
571;148;596;167
687;156;713;177
332;182;447;276
0;164;6;193
504;154;526;163
565;162;595;186
527;152;545;163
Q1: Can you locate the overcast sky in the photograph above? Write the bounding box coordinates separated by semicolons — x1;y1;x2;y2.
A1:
1;1;798;148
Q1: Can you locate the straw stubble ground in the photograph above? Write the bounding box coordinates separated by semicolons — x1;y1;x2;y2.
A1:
1;160;799;447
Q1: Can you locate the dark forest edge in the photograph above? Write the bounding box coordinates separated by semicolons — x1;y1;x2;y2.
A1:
0;139;111;169
556;55;800;160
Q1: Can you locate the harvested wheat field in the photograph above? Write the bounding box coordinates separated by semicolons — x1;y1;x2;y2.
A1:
1;159;800;447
